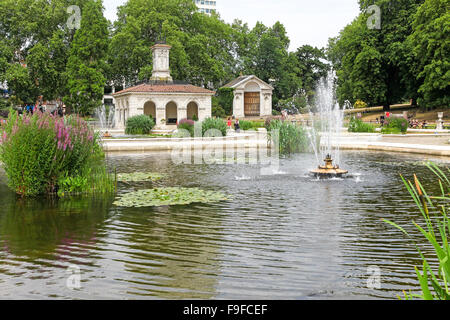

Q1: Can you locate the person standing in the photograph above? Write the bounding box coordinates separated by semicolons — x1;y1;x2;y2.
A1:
234;118;240;133
227;117;232;130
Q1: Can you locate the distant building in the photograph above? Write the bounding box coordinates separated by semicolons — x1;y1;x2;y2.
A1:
112;43;214;129
195;0;217;15
222;75;273;118
103;84;123;108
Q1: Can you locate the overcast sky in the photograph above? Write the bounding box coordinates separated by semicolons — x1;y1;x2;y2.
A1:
103;0;360;50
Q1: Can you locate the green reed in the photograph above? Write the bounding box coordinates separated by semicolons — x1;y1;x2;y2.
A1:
383;162;450;300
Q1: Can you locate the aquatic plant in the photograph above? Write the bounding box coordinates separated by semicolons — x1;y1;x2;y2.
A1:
384;162;450;300
117;172;165;182
0;109;110;196
57;166;116;196
113;187;230;207
266;119;309;155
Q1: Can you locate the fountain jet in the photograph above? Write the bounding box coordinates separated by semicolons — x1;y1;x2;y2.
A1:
307;71;349;178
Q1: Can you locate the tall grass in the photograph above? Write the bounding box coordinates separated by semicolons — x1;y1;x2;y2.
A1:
383;162;450;300
348;117;376;133
266;119;309;155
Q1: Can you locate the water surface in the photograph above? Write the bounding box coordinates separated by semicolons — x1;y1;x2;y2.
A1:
0;150;448;299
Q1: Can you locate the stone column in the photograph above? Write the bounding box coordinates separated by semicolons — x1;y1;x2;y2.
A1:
178;101;187;121
233;90;245;118
156;102;166;127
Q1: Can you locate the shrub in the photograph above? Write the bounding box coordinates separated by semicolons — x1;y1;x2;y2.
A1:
212;103;227;118
125;115;155;135
177;118;195;137
348;117;376;133
239;120;254;131
239;120;265;131
382;117;408;134
266;119;309;154
201;117;227;137
354;100;368;109
0;109;112;196
191;114;199;122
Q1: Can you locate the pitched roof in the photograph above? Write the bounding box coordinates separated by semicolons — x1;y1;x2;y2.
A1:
222;76;252;88
113;83;215;95
221;75;274;90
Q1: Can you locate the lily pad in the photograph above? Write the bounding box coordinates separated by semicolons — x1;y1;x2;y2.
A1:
113;187;230;207
117;172;165;182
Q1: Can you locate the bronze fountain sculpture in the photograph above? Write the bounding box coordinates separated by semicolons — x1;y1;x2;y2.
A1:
310;154;348;178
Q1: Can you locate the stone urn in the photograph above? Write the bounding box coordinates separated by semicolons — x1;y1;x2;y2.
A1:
437;112;444;130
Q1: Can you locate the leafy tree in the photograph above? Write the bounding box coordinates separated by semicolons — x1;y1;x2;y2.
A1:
108;0;235;89
26;30;69;102
407;0;449;108
215;88;234;115
5;63;39;105
0;0;96;106
294;45;330;106
328;0;425;109
64;0;109;115
232;21;301;107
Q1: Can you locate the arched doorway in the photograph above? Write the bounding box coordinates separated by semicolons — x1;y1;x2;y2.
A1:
244;82;261;117
187;101;199;120
166;101;178;124
144;101;156;119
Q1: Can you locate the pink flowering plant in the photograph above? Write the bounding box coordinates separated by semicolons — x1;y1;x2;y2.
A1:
0;109;107;196
176;118;195;137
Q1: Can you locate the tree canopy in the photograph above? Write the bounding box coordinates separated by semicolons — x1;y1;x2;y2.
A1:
328;0;448;109
2;0;445;115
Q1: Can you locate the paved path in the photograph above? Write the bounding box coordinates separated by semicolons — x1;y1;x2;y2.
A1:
380;135;450;146
338;133;450;157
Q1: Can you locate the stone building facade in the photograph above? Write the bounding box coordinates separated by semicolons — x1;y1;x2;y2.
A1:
222;75;273;118
113;44;214;129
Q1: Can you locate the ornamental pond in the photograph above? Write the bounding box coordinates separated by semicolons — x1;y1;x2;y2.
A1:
0;150;448;299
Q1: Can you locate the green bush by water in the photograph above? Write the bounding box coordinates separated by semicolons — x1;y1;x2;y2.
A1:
202;118;227;137
176;119;195;137
0;109;115;197
239;120;265;131
384;162;450;300
125;115;155;135
381;118;408;134
266;119;309;154
348;117;376;133
239;120;254;131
